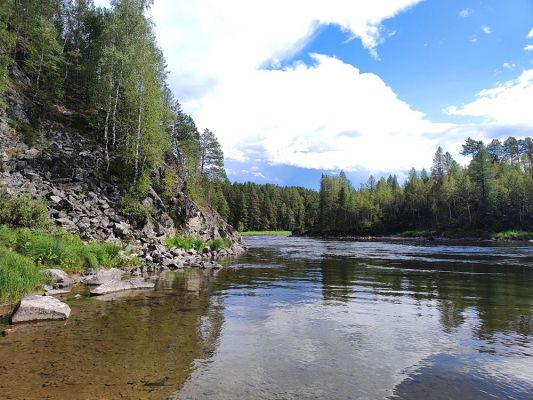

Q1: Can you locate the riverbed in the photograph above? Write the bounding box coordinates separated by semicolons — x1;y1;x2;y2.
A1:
1;236;533;399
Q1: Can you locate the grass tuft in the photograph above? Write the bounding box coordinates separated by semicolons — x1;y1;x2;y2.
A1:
0;245;44;304
165;235;233;251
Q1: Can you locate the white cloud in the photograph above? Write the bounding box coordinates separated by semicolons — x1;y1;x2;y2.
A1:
189;54;452;172
502;62;516;70
481;25;492;34
525;45;533;51
527;28;533;38
458;8;471;18
446;69;533;127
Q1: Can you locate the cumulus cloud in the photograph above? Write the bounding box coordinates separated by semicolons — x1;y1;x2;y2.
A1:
527;28;533;38
525;44;533;51
190;54;452;172
446;69;533;126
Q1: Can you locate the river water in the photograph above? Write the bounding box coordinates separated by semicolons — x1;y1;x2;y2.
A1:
1;236;533;399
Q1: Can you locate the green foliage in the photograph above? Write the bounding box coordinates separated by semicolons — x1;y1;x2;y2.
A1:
0;225;129;274
207;238;232;250
0;245;44;304
0;190;51;229
241;231;292;236
492;231;533;241
165;235;232;252
119;196;148;228
165;235;206;251
0;1;15;93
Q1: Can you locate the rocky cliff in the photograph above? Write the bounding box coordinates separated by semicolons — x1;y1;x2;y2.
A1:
0;88;244;253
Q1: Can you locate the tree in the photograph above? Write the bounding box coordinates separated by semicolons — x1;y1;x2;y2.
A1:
199;128;225;182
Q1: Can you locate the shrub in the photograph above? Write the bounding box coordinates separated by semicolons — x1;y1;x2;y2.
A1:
120;197;148;228
0;245;44;303
0;190;50;229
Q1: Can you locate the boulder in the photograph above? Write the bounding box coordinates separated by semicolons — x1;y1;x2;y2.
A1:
90;279;155;296
44;268;73;288
84;267;124;285
11;295;71;323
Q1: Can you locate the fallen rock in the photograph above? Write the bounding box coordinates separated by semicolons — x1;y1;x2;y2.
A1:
84;268;124;285
11;295;71;323
90;279;155;296
44;268;73;288
45;288;71;296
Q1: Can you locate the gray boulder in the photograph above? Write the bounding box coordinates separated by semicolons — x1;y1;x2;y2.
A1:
11;295;71;323
84;267;124;285
44;268;73;288
90;279;155;296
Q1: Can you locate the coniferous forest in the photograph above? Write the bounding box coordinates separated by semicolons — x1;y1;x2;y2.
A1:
222;139;533;236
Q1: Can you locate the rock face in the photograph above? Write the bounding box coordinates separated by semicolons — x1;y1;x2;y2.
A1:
90;279;155;296
11;295;71;323
84;268;125;285
0;105;244;246
44;269;73;288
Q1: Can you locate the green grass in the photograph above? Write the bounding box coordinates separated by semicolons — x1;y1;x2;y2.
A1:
0;225;135;274
165;235;233;251
241;231;292;236
492;230;533;241
207;238;232;250
0;245;44;304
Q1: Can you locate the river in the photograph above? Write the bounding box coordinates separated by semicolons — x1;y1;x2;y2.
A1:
1;236;533;399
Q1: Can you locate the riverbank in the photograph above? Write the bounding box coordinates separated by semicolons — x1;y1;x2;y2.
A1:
241;230;292;236
300;229;533;242
0;224;246;325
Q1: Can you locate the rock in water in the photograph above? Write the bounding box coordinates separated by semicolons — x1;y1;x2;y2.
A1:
44;269;73;288
90;279;155;295
84;268;124;285
11;295;71;323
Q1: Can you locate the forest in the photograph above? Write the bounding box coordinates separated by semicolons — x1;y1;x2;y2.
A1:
0;0;227;218
222;138;533;236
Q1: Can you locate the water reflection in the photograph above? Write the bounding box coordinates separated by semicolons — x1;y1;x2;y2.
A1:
175;236;533;399
0;270;223;400
1;236;533;399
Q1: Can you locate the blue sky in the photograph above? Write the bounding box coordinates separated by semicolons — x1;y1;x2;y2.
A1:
95;0;533;189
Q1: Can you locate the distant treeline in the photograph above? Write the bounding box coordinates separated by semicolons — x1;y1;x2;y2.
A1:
219;137;533;235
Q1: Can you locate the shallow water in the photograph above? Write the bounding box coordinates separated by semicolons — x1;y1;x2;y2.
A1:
1;236;533;399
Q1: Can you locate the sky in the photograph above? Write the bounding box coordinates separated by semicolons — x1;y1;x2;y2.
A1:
95;0;533;189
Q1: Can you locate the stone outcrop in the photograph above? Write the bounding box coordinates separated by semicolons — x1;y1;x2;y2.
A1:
11;295;71;323
44;269;73;288
83;268;124;285
90;279;155;295
0;112;245;247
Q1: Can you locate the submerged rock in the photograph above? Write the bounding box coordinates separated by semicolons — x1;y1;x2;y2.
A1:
90;279;155;296
84;268;124;285
11;295;71;323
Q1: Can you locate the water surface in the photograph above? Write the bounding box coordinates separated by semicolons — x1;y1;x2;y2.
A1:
1;236;533;399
